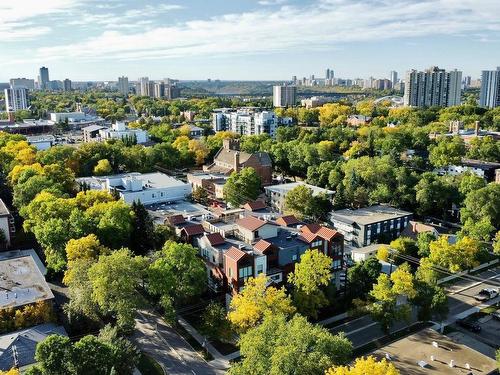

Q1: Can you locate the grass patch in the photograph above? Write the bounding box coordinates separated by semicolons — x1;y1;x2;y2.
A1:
137;353;164;375
480;302;499;315
174;322;214;361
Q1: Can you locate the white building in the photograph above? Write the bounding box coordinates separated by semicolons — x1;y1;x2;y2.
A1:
77;172;192;205
26;135;55;150
0;199;14;247
212;108;292;138
264;182;334;213
404;66;462;107
98;122;149;144
479;67;500;108
273;85;297;107
49;112;89;122
4;88;29;112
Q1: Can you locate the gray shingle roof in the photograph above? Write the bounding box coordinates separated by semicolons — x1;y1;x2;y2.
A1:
0;324;67;370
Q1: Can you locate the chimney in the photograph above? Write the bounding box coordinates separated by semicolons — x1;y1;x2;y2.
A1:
234;151;240;172
474;121;480;136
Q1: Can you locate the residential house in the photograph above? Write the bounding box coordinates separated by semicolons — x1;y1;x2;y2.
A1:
435;158;500;183
203;139;273;186
197;213;345;297
0;324;68;371
400;220;441;240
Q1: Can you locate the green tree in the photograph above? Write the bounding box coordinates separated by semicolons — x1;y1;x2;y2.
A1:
130;201;154;256
460;183;500;241
202;302;232;342
223;167;261;207
415;172;458;217
284;184;332;221
288;249;332;319
72;335;114;375
34;335;73;375
147;241;206;319
191;186;209;205
467;135;500;162
416;231;437;258
428;136;466;168
88;249;146;330
230;314;352;375
347;257;382;300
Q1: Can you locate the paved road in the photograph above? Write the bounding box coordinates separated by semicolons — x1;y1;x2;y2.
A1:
445;267;500;317
331;267;500;348
133;309;223;375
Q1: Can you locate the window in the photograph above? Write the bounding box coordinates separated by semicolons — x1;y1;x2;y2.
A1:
152;194;155;198
333;259;341;269
256;264;264;274
228;268;232;278
311;240;322;248
239;266;252;280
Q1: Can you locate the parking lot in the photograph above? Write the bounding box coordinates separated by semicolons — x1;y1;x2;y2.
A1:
453;305;500;353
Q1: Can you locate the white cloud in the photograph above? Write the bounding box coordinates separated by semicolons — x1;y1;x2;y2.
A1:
258;0;287;5
0;0;80;40
5;0;500;63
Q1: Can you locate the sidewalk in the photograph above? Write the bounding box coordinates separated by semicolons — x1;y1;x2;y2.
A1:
177;316;238;371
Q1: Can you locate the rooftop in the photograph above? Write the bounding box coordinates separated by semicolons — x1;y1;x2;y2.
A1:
236;216;269;231
372;328;498;375
331;205;412;225
77;172;189;192
264;182;334;196
0;199;10;217
351;243;384;254
26;135;55;143
0;255;54;309
0;323;67;371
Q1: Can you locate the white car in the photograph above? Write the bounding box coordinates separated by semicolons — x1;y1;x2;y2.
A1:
474;288;499;302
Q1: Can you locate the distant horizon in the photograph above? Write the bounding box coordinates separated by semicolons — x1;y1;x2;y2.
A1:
1;0;499;81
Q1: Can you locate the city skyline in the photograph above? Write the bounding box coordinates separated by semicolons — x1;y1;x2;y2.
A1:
1;0;500;81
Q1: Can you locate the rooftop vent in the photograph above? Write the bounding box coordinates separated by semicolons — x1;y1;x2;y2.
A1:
417;360;428;369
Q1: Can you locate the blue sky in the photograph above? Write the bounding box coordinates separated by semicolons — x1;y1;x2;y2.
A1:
1;0;499;81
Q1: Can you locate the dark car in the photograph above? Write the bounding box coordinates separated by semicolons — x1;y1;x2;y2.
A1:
456;319;481;333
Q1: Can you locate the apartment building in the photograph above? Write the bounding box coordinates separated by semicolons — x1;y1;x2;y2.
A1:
404;66;462;107
212;108;292;138
196;214;344;296
264;182;334;213
330;205;413;248
273;85;297;107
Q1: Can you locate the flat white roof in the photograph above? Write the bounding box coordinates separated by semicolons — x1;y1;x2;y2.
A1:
331;205;412;225
264;182;334;196
0;255;54;309
77;172;189;191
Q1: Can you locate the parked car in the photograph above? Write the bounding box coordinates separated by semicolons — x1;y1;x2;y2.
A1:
474;288;499;302
491;310;500;321
456;319;481;333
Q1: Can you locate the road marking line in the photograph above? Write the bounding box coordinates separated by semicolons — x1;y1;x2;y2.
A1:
449;274;500;295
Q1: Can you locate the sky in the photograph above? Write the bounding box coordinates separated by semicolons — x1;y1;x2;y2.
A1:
1;0;499;82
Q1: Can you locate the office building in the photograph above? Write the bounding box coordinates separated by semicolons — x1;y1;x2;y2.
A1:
117;76;129;95
390;70;398;86
403;66;462;107
4;87;29;112
330;205;413;247
273;85;296;107
325;68;334;79
38;66;49;90
63;79;72;91
9;78;35;90
82;122;149;144
479;67;500;108
77;172;191;205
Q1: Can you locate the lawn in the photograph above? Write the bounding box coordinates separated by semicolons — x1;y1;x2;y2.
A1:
137;353;164;375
